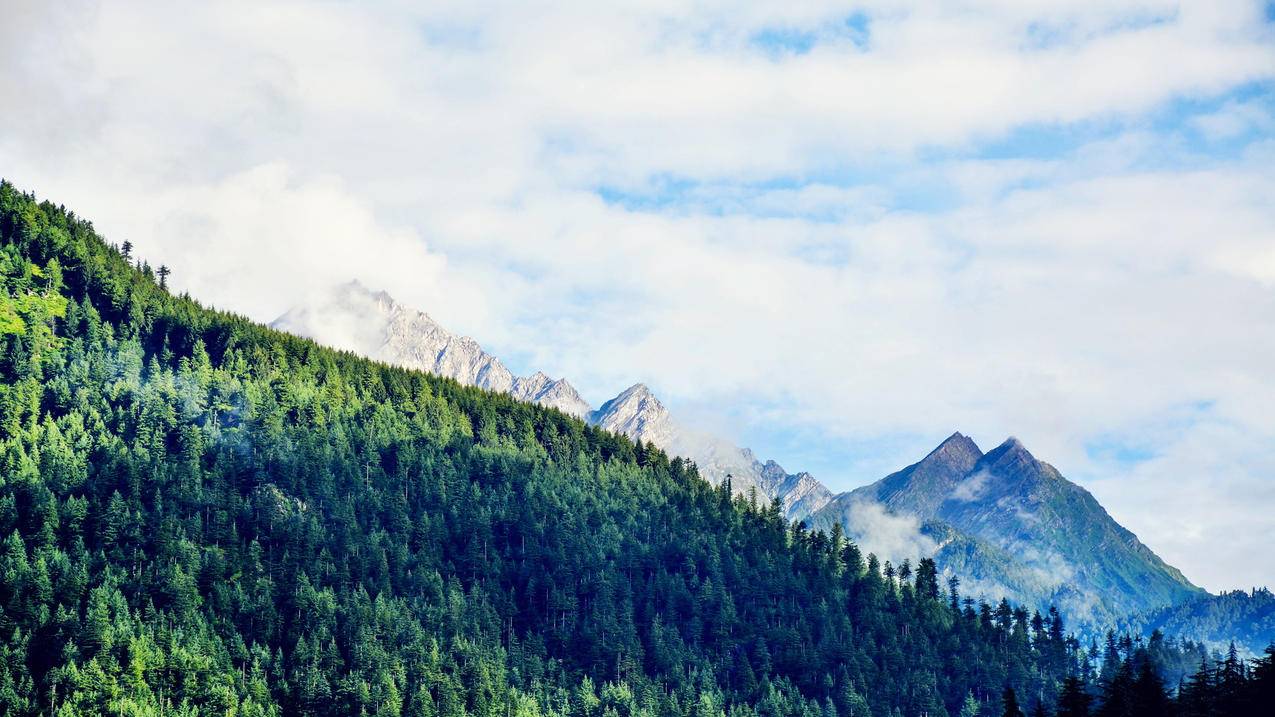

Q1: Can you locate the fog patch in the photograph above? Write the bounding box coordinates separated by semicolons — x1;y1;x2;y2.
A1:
271;281;394;359
841;498;937;564
950;469;991;502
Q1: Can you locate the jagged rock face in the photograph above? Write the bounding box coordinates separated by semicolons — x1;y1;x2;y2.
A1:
776;471;833;521
587;387;796;505
511;372;592;419
590;383;676;447
270;281;589;418
667;437;774;503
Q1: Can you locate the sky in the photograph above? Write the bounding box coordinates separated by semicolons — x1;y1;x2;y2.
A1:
1;0;1273;592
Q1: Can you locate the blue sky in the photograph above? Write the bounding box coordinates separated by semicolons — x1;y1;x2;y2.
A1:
1;0;1273;592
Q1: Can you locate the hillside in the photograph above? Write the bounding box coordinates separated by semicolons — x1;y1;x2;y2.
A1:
1118;588;1275;657
0;181;1110;717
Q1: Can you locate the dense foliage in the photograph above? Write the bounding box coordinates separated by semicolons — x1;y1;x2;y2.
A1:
1044;637;1275;717
0;182;1270;716
1117;589;1275;658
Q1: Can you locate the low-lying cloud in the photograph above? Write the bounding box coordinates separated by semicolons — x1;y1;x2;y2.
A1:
841;499;938;564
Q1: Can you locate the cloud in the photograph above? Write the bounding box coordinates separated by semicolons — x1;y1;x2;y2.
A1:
951;471;991;502
1191;97;1275;141
0;0;1272;592
841;499;937;563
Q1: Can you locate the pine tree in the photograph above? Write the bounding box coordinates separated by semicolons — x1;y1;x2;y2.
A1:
1055;677;1091;717
1097;661;1133;717
1002;687;1024;717
959;691;980;717
1130;659;1170;717
1177;659;1214;717
1246;643;1275;714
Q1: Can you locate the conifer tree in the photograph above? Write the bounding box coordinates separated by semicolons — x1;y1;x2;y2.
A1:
1055;677;1091;717
1001;687;1024;717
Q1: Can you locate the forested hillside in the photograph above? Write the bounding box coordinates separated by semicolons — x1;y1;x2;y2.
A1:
1118;589;1275;657
0;181;1270;716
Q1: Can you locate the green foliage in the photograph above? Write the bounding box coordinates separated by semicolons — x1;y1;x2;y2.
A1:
1;180;1270;717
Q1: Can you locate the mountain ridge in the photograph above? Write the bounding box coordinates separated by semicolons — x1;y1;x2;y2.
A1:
271;281;826;511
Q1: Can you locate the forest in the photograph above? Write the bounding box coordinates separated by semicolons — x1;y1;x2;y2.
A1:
1;179;1271;716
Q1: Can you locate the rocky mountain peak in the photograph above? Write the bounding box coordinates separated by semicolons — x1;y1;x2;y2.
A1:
976;437;1041;479
590;383;673;446
620;382;654;399
926;431;985;467
511;372;592;419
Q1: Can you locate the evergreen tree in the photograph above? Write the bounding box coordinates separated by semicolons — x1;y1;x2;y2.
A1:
1002;687;1024;717
959;691;980;717
1129;659;1170;717
1055;677;1091;717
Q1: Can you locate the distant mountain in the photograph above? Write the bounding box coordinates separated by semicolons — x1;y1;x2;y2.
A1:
814;433;1206;626
272;280;592;418
271;282;829;515
589;382;675;447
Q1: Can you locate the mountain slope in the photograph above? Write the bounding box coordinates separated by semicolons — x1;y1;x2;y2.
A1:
815;434;1204;626
938;439;1201;618
1;179;1096;717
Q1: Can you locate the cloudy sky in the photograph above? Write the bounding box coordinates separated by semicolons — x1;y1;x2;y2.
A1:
2;0;1273;591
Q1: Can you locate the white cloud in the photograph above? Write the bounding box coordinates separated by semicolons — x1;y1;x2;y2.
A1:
841;499;938;564
952;471;992;502
1192;98;1275;140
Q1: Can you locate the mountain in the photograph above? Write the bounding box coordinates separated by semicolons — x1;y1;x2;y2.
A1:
814;434;1206;626
514;370;593;420
1;179;1124;717
859;432;984;516
272;282;830;517
588;382;675;446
